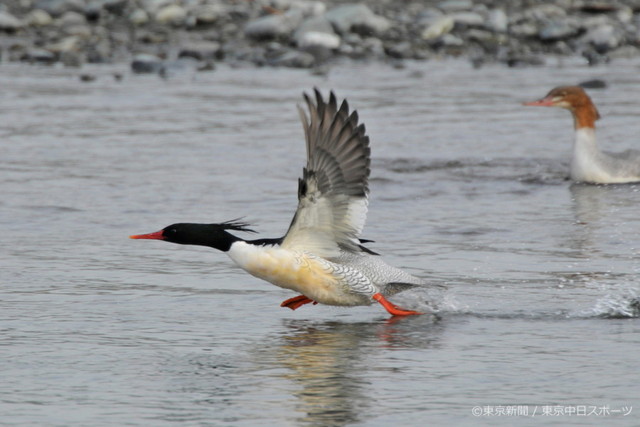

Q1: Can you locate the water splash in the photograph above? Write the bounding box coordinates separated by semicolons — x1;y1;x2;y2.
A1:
392;286;469;316
585;289;640;318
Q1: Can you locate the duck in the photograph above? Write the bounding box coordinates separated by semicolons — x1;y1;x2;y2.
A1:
524;85;640;184
130;89;426;316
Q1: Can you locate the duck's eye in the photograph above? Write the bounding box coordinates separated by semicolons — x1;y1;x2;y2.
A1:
167;228;177;235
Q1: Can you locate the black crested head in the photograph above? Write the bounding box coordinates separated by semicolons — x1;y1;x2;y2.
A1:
130;219;256;252
217;219;256;233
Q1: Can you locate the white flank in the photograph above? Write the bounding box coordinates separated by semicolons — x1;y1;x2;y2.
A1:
571;128;640;184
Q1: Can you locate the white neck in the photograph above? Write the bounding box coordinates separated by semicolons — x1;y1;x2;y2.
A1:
573;127;598;154
570;127;602;182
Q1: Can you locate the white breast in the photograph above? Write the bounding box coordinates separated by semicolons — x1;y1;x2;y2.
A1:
226;241;373;306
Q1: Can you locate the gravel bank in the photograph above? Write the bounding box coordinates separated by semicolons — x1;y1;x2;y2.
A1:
1;0;640;72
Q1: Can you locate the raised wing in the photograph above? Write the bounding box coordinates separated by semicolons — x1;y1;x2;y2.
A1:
281;89;371;258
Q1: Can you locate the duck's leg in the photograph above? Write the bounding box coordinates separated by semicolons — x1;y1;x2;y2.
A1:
280;295;318;310
372;293;423;316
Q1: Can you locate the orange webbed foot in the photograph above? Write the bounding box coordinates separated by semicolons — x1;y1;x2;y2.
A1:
280;295;318;310
373;293;423;316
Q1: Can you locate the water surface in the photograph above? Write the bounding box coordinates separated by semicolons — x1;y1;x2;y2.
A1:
2;58;639;426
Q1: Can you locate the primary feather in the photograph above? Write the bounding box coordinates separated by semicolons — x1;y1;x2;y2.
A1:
282;89;371;257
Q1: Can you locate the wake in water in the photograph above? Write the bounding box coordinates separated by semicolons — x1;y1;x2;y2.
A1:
397;285;640;320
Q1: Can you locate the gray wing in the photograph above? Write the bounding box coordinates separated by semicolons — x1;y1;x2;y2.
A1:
282;89;371;258
602;149;640;178
605;148;640;161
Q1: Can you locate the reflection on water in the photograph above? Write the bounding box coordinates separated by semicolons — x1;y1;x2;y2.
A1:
568;183;640;255
253;317;442;426
278;321;371;426
570;183;640;224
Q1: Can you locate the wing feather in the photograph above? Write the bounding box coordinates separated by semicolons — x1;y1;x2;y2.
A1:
282;89;370;257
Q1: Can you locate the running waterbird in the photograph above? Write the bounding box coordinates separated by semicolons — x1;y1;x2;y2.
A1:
524;86;640;184
130;89;427;316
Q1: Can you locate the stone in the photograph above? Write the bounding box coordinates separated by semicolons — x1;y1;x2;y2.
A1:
141;0;174;14
245;9;303;40
85;0;127;20
263;0;291;11
581;48;609;65
524;4;566;21
24;9;53;27
539;19;579;41
608;45;639;59
80;73;97;82
47;35;82;53
579;2;618;13
178;41;222;60
486;9;507;33
268;50;315;68
245;14;291;40
421;15;454;40
616;7;633;24
296;30;341;49
361;36;384;56
155;4;187;26
581;15;609;30
417;7;444;25
294;16;340;49
0;11;23;31
101;0;128;16
450;12;484;27
21;48;57;64
197;61;216;72
582;24;622;53
60;50;84;67
325;4;390;36
292;1;326;16
386;41;414;59
158;58;200;78
129;9;149;26
137;28;168;43
86;38;111;63
131;53;164;73
505;54;545;67
34;0;85;17
509;22;537;38
58;11;86;26
295;15;334;36
440;33;464;46
438;0;473;13
64;24;92;38
193;4;225;25
467;29;497;43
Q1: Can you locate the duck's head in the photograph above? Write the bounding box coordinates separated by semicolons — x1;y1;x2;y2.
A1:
130;220;254;251
524;86;600;128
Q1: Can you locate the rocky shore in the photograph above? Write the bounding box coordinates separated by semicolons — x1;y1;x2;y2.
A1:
1;0;640;73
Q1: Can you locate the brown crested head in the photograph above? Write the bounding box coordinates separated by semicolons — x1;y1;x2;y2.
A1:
524;85;601;129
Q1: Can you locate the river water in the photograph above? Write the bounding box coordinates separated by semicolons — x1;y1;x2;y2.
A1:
2;58;639;426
